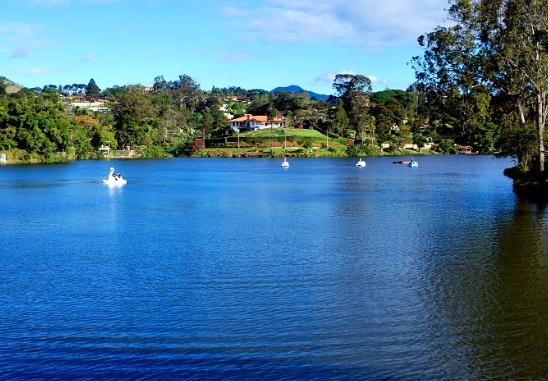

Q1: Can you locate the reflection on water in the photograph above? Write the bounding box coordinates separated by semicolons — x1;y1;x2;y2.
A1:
487;200;548;379
1;156;548;380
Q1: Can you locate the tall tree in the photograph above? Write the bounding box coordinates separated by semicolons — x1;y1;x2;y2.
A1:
266;93;278;130
85;78;101;98
153;75;169;91
413;0;548;172
111;86;159;147
171;74;201;112
200;106;213;140
332;74;372;132
332;99;349;136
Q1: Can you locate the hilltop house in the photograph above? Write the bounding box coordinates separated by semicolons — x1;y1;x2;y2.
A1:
230;114;285;131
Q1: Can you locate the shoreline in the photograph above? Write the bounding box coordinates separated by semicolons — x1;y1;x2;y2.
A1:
0;149;439;165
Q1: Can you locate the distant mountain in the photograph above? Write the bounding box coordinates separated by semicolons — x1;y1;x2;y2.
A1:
271;85;331;101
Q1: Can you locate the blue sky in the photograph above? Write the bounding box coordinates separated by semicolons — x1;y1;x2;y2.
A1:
1;0;450;95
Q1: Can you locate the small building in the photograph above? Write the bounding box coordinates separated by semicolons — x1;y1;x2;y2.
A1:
458;145;474;154
230;114;285;131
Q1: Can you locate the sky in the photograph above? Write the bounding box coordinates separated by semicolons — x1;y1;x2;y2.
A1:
1;0;450;96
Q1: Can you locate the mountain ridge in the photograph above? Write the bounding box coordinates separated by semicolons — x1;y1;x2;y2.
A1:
271;85;331;101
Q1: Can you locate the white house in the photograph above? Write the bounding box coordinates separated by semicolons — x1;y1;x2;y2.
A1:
230;114;285;131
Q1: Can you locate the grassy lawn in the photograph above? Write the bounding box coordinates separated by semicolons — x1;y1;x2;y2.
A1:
239;128;327;139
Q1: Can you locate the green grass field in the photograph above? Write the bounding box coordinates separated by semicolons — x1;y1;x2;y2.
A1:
239;128;327;139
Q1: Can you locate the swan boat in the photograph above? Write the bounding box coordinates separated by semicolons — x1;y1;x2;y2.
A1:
356;158;366;167
281;157;289;168
102;167;127;185
408;158;418;168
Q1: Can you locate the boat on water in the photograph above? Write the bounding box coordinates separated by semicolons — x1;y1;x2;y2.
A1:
281;157;289;168
356;158;366;167
102;167;127;185
408;158;418;168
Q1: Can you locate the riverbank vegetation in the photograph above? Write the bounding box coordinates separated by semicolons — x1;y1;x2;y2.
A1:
0;73;465;165
412;0;548;198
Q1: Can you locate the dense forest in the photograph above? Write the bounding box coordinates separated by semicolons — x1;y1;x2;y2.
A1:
1;0;548;179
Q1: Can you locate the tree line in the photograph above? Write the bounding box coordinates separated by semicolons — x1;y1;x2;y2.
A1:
0;74;432;162
0;70;483;163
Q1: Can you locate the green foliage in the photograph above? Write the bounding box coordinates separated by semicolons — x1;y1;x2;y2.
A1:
331;99;349;136
230;101;245;118
0;94;74;160
497;120;537;172
346;145;359;157
412;0;548;171
111;86;160;147
166;137;191;157
436;140;458;154
333;74;372;132
413;134;428;152
301;138;314;149
136;145;166;158
85;78;101;98
371;89;408;104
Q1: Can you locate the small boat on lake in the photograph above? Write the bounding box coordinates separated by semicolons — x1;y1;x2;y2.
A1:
356;158;366;167
281;157;289;168
102;167;127;185
408;158;418;168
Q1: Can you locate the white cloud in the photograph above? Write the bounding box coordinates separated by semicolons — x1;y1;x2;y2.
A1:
314;70;358;85
314;73;336;86
227;0;448;48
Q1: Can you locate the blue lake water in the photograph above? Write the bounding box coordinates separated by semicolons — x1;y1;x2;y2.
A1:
1;155;548;380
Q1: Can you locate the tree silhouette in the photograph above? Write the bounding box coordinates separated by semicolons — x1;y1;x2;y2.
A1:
85;78;101;98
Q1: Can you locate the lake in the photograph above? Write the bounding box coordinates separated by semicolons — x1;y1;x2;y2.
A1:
1;155;548;380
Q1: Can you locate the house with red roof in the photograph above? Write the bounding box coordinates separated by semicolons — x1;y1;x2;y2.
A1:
230;114;285;131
